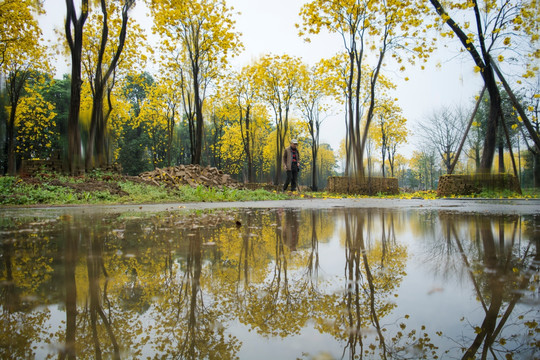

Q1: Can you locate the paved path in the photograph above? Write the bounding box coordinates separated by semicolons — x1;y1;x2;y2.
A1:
3;198;539;217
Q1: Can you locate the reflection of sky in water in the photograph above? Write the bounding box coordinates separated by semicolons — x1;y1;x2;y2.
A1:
1;208;538;359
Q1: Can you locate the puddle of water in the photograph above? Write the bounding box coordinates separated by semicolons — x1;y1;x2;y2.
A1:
0;208;538;359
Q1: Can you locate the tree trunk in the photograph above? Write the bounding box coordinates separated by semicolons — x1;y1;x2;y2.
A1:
274;109;288;185
6;69;30;175
534;151;540;188
275;142;282;185
479;66;502;172
86;88;104;170
65;0;88;175
191;62;203;165
242;106;253;183
6;102;17;175
312;146;318;191
381;150;386;178
498;141;505;173
449;86;486;174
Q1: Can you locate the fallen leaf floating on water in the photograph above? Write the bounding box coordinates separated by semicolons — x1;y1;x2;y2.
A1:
427;287;444;295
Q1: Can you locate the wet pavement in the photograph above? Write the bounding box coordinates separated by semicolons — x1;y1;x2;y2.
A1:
2;197;540;217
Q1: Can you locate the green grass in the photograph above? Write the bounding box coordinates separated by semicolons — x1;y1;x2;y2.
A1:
0;175;294;206
0;176;76;205
1;174;537;206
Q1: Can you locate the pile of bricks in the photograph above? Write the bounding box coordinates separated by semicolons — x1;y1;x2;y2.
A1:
21;151;65;175
437;174;521;197
326;176;399;195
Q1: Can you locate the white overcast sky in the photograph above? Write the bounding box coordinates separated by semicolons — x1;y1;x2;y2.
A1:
41;0;484;158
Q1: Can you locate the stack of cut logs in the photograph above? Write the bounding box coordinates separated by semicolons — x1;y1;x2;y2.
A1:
139;165;243;189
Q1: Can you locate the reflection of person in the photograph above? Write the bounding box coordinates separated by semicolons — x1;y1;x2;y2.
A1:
282;139;300;192
283;209;299;251
278;208;299;251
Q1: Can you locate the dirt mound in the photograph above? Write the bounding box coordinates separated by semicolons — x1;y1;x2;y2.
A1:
139;165;243;189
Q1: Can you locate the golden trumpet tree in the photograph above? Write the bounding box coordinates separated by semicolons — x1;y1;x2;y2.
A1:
428;0;540;171
299;0;435;177
207;87;271;180
150;0;242;165
370;96;408;177
0;0;43;67
222;64;262;182
133;80;178;168
77;0;143;170
1;0;47;174
254;54;307;185
205;94;242;174
297;61;332;191
15;82;58;161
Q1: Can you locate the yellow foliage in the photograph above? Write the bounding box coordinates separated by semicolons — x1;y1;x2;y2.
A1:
0;0;48;73
15;82;58;160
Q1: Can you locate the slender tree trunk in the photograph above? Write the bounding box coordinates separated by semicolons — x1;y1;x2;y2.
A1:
479;66;503;172
65;0;88;175
241;105;253;182
312;146;318;191
6;102;17;175
534;151;540;188
6;70;29;175
498;141;505;173
86;89;104;170
192;63;203;165
274;109;287;185
449;86;486;174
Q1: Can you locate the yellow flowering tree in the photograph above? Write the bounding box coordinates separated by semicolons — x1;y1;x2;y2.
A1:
219;64;267;182
15;82;58;161
370;96;408;177
428;0;540;171
134;81;174;169
1;0;47;174
297;61;332;191
78;0;146;170
254;54;307;185
150;0;242;165
299;0;435;178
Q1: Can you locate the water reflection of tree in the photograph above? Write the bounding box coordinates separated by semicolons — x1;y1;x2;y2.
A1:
306;211;321;290
0;220;54;359
228;209;328;338
437;214;539;359
85;225;120;359
152;218;240;359
60;219;77;360
324;210;407;359
57;216;134;359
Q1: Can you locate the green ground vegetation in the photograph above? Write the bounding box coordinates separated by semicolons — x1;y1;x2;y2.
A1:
0;173;537;206
0;172;293;206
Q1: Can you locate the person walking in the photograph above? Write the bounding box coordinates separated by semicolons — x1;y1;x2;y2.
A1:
282;139;300;191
